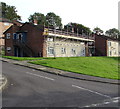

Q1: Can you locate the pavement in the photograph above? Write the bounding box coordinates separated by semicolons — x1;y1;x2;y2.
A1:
0;57;119;86
0;74;7;90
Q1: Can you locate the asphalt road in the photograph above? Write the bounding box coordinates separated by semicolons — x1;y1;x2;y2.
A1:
2;61;119;108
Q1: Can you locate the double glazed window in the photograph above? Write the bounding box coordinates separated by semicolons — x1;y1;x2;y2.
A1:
48;47;54;55
61;48;66;54
6;33;10;39
7;47;11;53
13;33;17;39
71;48;76;54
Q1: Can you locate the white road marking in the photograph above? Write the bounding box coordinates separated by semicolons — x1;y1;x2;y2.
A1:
72;85;111;99
32;69;35;71
83;97;120;107
26;72;55;81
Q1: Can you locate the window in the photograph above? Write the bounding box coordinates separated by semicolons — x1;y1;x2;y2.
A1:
61;48;66;54
47;37;53;41
109;51;112;56
13;33;17;39
7;47;11;53
6;33;10;39
71;48;76;54
108;42;111;46
82;49;85;54
17;33;23;40
48;47;54;55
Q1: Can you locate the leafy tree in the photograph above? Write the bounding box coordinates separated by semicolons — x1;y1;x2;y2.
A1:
28;12;46;26
93;27;103;35
45;12;62;29
64;22;91;35
0;2;21;21
105;28;120;39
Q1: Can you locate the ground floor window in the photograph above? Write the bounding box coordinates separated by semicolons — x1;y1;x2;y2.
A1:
48;47;54;55
71;48;76;54
61;48;66;54
109;51;112;56
7;47;11;53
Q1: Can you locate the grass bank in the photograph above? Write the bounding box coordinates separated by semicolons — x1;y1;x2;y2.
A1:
30;57;119;80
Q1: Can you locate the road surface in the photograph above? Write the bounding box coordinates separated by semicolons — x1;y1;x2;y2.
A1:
2;61;119;108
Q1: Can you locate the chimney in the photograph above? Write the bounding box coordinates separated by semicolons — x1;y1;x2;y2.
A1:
33;19;38;25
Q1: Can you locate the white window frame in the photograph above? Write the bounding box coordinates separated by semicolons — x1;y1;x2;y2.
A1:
109;51;112;56
17;33;23;40
13;33;17;39
61;48;66;54
47;37;53;42
108;42;111;46
6;33;10;39
48;47;54;55
71;48;76;54
82;49;85;55
7;47;11;53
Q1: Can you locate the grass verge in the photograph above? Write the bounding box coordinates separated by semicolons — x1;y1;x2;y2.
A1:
30;57;119;80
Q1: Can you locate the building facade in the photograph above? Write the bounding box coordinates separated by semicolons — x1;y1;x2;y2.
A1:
0;18;23;53
4;22;95;57
0;18;13;51
95;35;119;56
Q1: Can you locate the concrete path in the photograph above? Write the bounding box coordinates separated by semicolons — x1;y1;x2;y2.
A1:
0;74;7;90
0;57;119;85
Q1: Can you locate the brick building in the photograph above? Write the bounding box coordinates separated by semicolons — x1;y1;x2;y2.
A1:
0;18;13;50
4;22;95;57
0;18;23;52
95;35;119;56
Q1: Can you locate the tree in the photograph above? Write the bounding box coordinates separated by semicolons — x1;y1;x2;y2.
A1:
105;28;120;39
93;27;103;35
45;12;62;29
1;2;21;21
28;12;46;26
64;22;91;35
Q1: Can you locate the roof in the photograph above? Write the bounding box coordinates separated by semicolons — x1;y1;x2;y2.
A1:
0;17;13;23
0;18;23;26
96;35;119;42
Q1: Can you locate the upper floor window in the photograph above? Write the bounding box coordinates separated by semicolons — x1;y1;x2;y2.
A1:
47;37;53;42
17;33;23;40
6;33;10;39
13;33;17;39
108;42;111;46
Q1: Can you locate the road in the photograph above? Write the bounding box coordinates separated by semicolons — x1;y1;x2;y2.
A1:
2;61;119;108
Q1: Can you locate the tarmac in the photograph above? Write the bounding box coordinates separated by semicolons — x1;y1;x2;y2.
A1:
0;57;119;89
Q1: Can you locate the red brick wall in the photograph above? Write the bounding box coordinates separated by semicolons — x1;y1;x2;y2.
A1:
4;23;49;57
21;23;45;57
5;25;20;56
95;35;107;56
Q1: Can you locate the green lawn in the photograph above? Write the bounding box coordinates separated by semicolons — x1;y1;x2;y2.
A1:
30;57;119;80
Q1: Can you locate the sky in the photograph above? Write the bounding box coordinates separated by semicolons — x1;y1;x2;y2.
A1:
0;0;119;32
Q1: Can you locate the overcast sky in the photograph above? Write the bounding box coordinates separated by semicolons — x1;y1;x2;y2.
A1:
1;0;119;32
